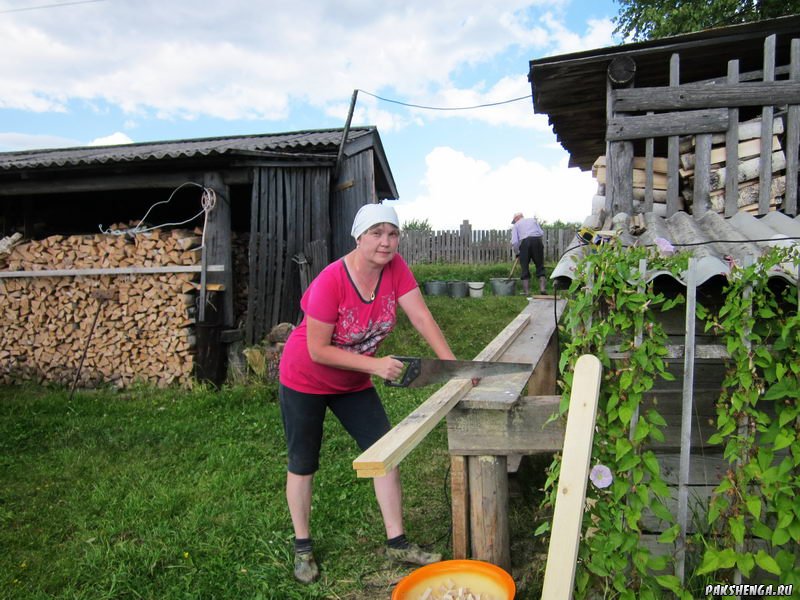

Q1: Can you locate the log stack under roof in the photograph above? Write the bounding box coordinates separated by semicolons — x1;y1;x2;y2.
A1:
0;227;201;388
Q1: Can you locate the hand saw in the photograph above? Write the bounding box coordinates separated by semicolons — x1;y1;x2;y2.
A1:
385;356;533;388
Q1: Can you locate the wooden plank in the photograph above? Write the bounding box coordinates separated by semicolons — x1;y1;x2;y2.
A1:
760;35;776;216
692;133;712;216
0;265;222;278
203;172;234;327
450;455;470;559
540;355;603;600
607;108;728;141
613;80;800;112
785;39;800;216
353;313;531;477
245;169;261;344
667;54;681;217
676;257;697;584
645;123;655;212
469;455;510;571
610;140;634;213
460;298;565;410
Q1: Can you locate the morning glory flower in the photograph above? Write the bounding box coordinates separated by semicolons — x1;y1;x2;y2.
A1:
589;464;613;489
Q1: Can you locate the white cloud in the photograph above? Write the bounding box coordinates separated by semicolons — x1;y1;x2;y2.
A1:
0;0;613;124
0;132;79;151
394;146;597;230
88;132;134;146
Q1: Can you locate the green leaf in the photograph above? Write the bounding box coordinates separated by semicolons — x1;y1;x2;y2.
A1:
650;499;674;523
534;521;550;536
658;524;680;544
752;520;774;541
615;437;633;460
774;430;795;452
655;574;683;594
746;497;762;521
772;527;791;546
642;452;660;476
737;552;755;578
755;550;781;575
729;515;745;545
695;548;720;575
646;410;667;427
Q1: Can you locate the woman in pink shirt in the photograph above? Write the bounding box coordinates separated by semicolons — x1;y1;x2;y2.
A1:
278;203;456;583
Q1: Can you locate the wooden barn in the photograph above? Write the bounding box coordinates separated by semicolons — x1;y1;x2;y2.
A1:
0;127;397;386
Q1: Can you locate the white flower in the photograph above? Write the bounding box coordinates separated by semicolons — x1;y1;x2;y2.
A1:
589;464;613;489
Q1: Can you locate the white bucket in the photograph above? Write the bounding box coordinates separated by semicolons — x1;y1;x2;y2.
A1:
468;281;485;298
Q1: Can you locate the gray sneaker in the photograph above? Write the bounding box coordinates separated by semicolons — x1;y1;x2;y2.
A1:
294;550;319;584
387;543;442;566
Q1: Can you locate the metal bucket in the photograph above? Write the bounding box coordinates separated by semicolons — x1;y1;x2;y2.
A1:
490;278;517;296
468;281;485;298
448;281;468;298
423;280;448;296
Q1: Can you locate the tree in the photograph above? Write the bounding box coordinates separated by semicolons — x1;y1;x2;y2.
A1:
614;0;800;41
402;218;432;232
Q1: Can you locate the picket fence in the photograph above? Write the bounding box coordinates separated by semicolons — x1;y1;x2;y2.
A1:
398;222;578;265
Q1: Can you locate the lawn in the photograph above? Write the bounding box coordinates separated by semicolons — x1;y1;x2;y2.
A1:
0;273;553;599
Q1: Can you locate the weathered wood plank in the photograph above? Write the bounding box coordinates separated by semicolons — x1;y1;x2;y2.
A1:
450;455;470;560
607;109;729;141
203;172;234;327
760;35;777;215
541;355;603;600
468;455;510;571
667;54;681;217
692;134;712;216
0;265;223;278
613;81;800;112
786;39;800;216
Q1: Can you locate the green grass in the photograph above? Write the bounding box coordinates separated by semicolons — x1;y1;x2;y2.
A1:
0;274;552;599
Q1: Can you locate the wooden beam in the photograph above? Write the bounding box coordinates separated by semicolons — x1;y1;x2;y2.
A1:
786;39;800;216
725;60;741;218
469;455;510;571
450;455;470;559
607;109;728;141
612;81;800;112
676;258;697;584
760;35;777;215
0;264;223;278
667;54;681;217
352;313;531;477
540;354;603;600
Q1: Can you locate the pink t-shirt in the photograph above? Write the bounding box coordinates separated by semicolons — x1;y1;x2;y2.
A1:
279;254;418;394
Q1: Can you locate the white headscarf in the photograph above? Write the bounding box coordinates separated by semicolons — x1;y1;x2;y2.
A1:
351;203;400;240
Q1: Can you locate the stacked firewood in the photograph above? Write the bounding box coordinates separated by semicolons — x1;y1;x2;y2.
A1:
680;116;785;214
0;232;23;269
231;231;250;326
592;155;683;215
0;227;201;388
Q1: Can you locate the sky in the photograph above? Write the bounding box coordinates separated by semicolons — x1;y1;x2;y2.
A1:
0;0;622;230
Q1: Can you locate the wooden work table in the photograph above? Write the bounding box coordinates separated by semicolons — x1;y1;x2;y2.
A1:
446;297;566;570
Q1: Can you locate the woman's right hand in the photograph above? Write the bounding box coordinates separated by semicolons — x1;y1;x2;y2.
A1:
371;356;406;382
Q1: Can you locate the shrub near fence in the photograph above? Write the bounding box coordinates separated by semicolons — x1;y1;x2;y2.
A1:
399;220;577;265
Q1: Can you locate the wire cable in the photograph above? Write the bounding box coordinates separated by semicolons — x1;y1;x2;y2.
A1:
357;89;532;111
0;0;108;14
98;181;215;246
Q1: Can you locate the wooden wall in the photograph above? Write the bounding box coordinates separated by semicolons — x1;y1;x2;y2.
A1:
245;166;331;345
331;149;377;260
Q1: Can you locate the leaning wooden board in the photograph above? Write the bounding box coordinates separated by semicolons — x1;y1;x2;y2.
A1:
352;313;531;478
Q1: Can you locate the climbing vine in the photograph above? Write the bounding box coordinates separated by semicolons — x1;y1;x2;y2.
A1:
539;241;800;598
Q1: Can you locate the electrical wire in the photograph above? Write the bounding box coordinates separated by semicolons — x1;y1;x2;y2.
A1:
98;181;216;247
0;0;108;14
357;89;532;111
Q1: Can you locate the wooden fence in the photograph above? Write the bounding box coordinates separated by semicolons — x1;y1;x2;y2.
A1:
398;220;577;265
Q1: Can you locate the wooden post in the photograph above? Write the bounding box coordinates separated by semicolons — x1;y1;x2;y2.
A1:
786;39;800;216
469;455;510;571
667;54;681;216
202;172;234;328
676;257;697;583
630;258;647;440
611;140;634;214
451;455;470;559
605;78;615;215
693;133;712;216
759;35;776;215
540;355;603;600
645;119;655;213
725;60;740;218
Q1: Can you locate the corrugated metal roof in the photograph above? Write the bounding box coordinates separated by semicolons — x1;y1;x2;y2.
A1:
0;127;375;171
551;210;800;286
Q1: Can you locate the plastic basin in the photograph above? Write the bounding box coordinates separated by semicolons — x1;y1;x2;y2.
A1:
391;559;515;600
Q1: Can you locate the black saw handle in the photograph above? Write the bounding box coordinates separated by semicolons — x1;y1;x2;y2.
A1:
384;356;420;387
